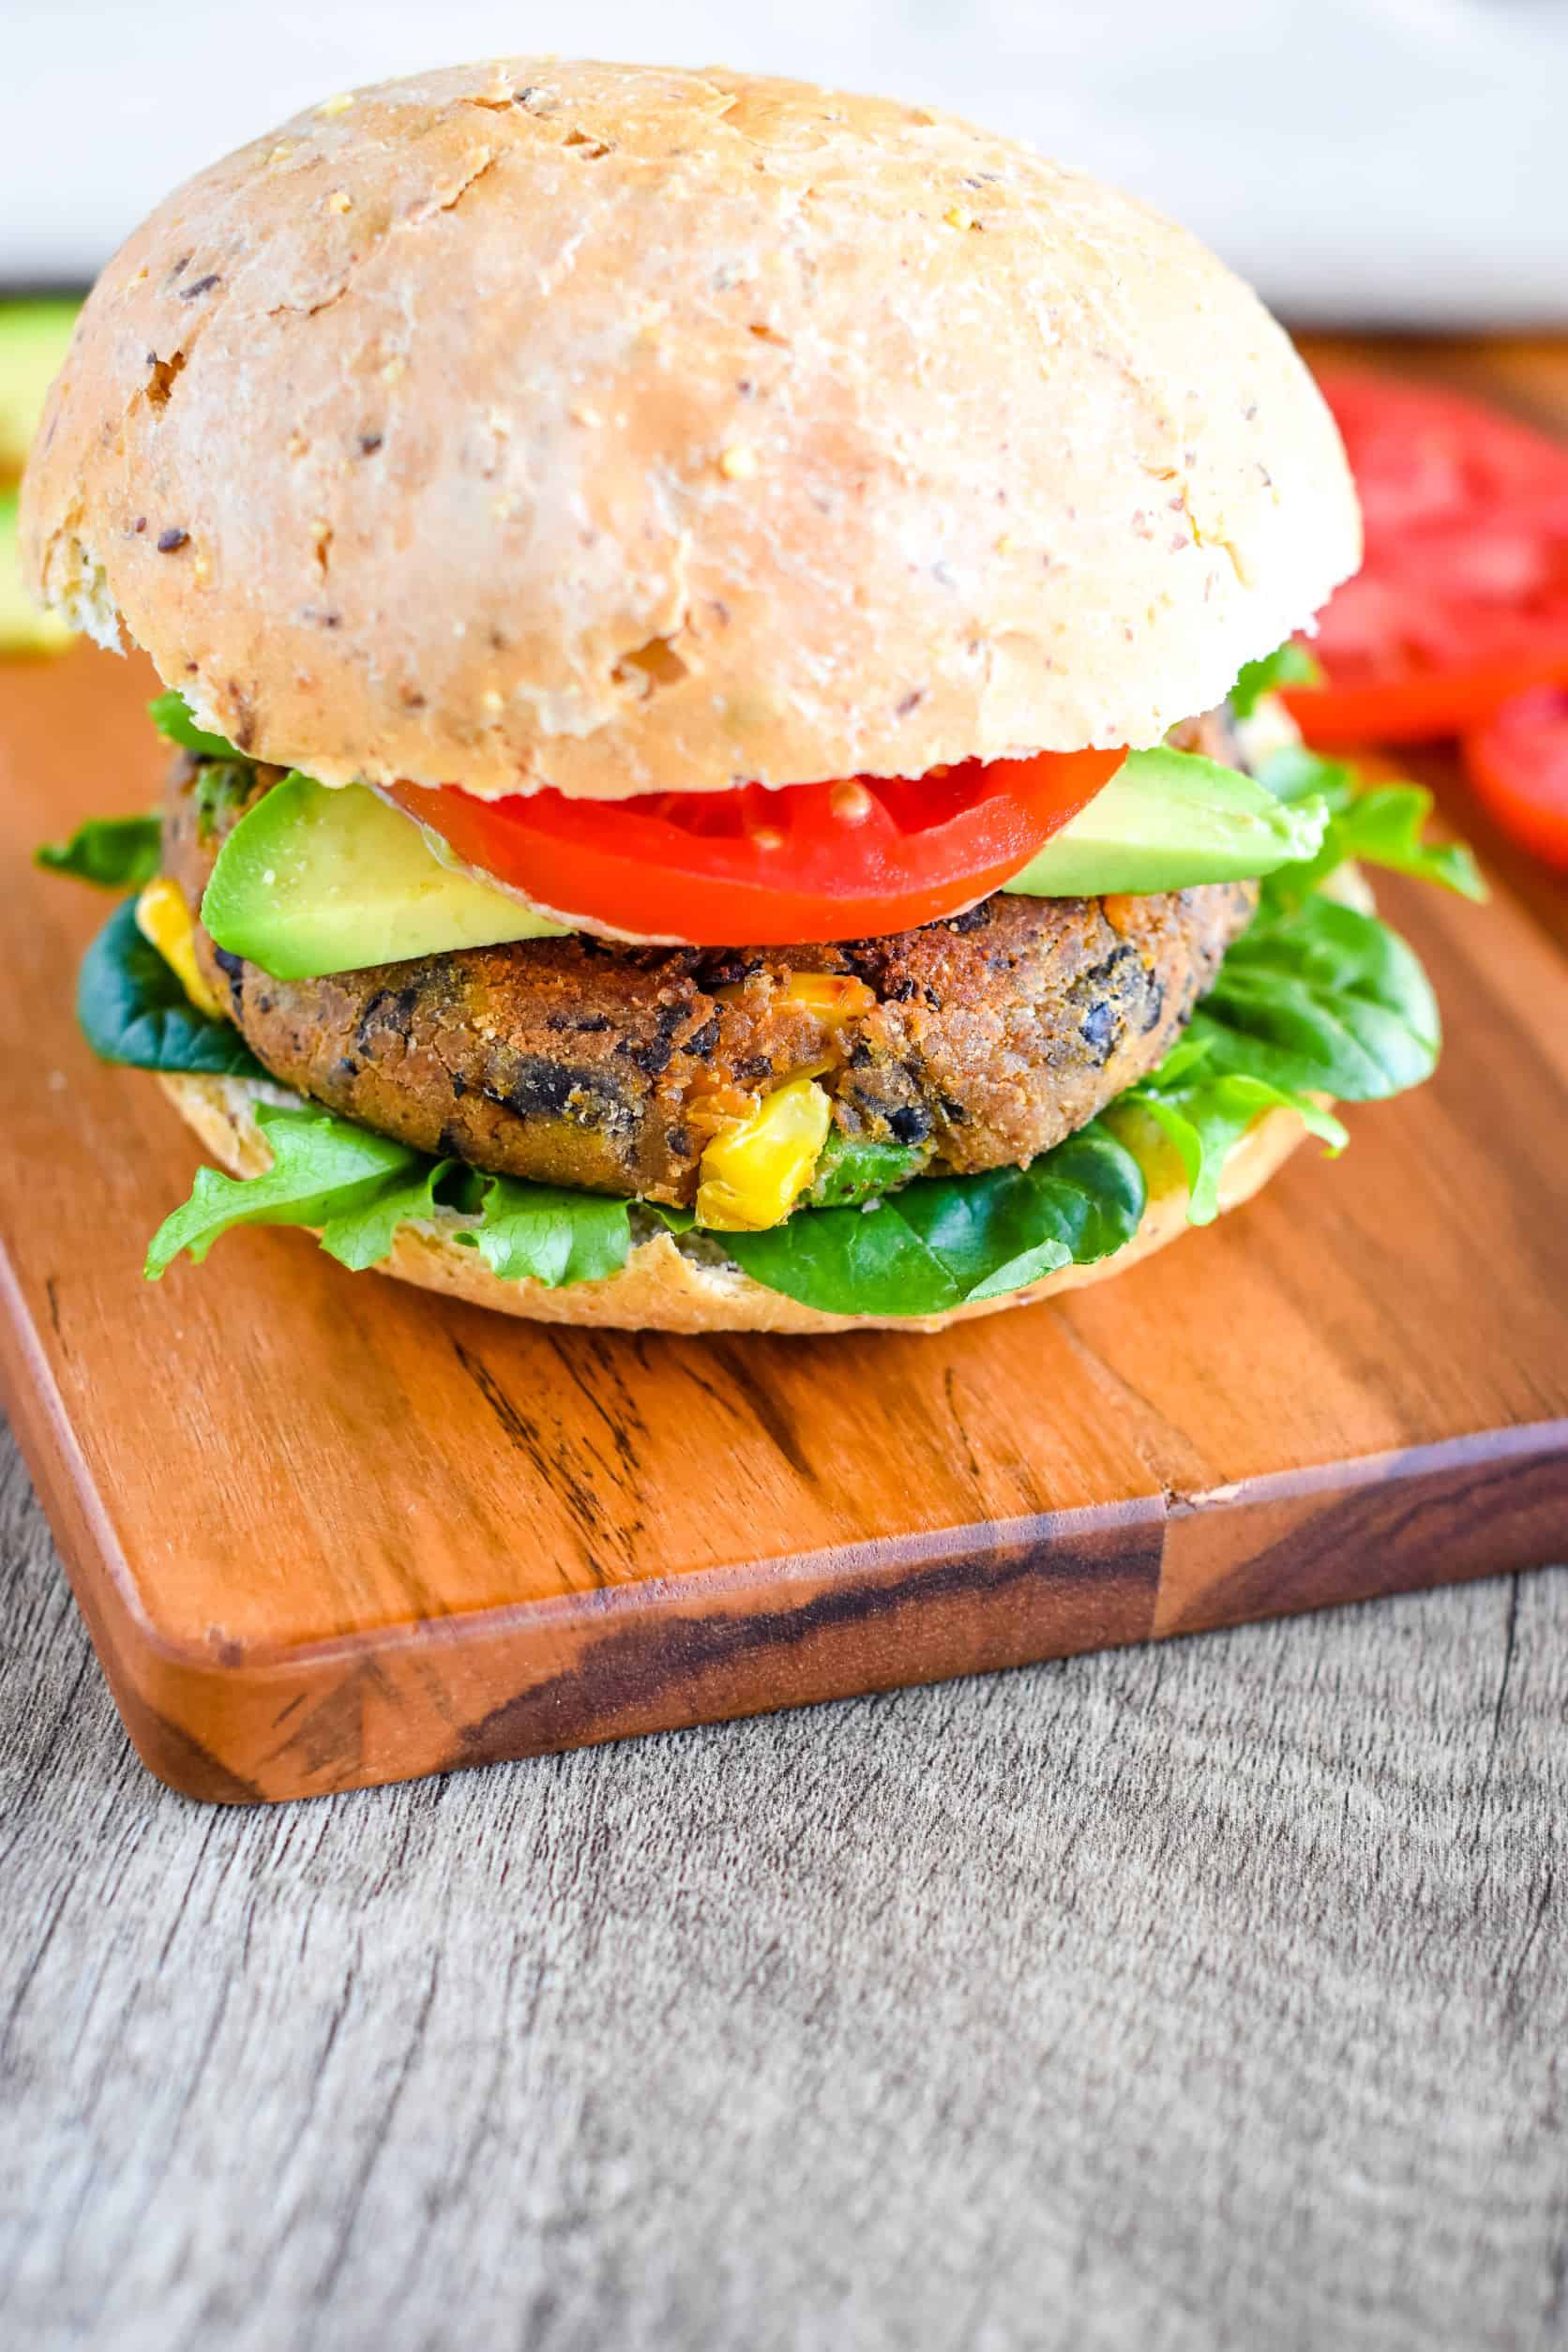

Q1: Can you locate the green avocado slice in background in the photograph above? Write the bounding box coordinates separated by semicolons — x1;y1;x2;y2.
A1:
0;298;78;476
0;490;73;655
0;301;81;656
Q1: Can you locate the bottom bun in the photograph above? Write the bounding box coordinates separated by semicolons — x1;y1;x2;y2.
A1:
157;1073;1309;1336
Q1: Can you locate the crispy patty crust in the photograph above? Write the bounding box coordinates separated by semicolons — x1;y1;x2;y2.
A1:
163;765;1256;1207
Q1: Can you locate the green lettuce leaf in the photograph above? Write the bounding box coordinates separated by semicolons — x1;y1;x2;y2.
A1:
455;1173;632;1288
1230;641;1320;719
319;1158;456;1272
146;1103;430;1277
78;897;264;1078
36;814;160;889
148;688;245;761
145;1100;641;1289
723;1123;1145;1318
1191;895;1440;1101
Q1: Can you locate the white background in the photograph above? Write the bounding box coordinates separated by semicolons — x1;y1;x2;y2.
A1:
3;1;1566;322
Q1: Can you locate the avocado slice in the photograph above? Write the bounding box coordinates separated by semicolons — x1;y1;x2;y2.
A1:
0;298;78;478
202;773;569;980
0;490;72;655
1003;746;1326;898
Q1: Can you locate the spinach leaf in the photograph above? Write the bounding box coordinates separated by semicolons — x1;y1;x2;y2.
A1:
1266;782;1485;909
724;1123;1145;1318
1125;1049;1347;1224
1256;745;1355;808
36;814;160;889
77;898;264;1078
1191;896;1440;1101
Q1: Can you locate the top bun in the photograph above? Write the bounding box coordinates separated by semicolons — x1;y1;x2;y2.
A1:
23;60;1359;801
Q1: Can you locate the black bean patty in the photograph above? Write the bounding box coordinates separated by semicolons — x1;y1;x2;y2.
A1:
164;763;1255;1207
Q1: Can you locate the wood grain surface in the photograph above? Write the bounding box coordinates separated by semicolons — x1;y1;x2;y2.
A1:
3;330;1567;2349
2;337;1567;1802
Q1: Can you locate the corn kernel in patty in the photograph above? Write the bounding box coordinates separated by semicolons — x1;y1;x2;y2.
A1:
695;1078;833;1230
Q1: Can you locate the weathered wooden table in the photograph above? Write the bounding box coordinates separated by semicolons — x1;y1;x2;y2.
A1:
4;337;1567;2349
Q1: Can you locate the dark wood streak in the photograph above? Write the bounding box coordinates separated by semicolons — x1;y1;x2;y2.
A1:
369;1530;461;1630
1162;1431;1568;1639
261;1656;390;1786
453;1514;1164;1766
450;1334;611;1552
124;1700;265;1807
541;1330;652;1486
706;1341;816;1485
448;1334;538;1456
942;1366;988;1492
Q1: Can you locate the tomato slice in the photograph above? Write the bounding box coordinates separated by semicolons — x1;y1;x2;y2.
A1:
1284;371;1568;745
390;747;1123;944
1463;687;1568;871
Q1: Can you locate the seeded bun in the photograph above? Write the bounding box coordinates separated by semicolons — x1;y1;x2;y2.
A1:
24;59;1357;803
156;1071;1310;1335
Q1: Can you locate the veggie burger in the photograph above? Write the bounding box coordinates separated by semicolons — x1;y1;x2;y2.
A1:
23;61;1473;1334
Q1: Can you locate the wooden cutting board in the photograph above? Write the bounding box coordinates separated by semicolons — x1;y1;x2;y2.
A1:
4;343;1566;1804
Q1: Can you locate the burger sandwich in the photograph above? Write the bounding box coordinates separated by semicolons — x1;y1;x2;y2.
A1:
23;61;1479;1334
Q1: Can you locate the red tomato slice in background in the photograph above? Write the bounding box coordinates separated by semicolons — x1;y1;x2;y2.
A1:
1285;371;1568;745
1463;687;1568;872
393;748;1123;944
